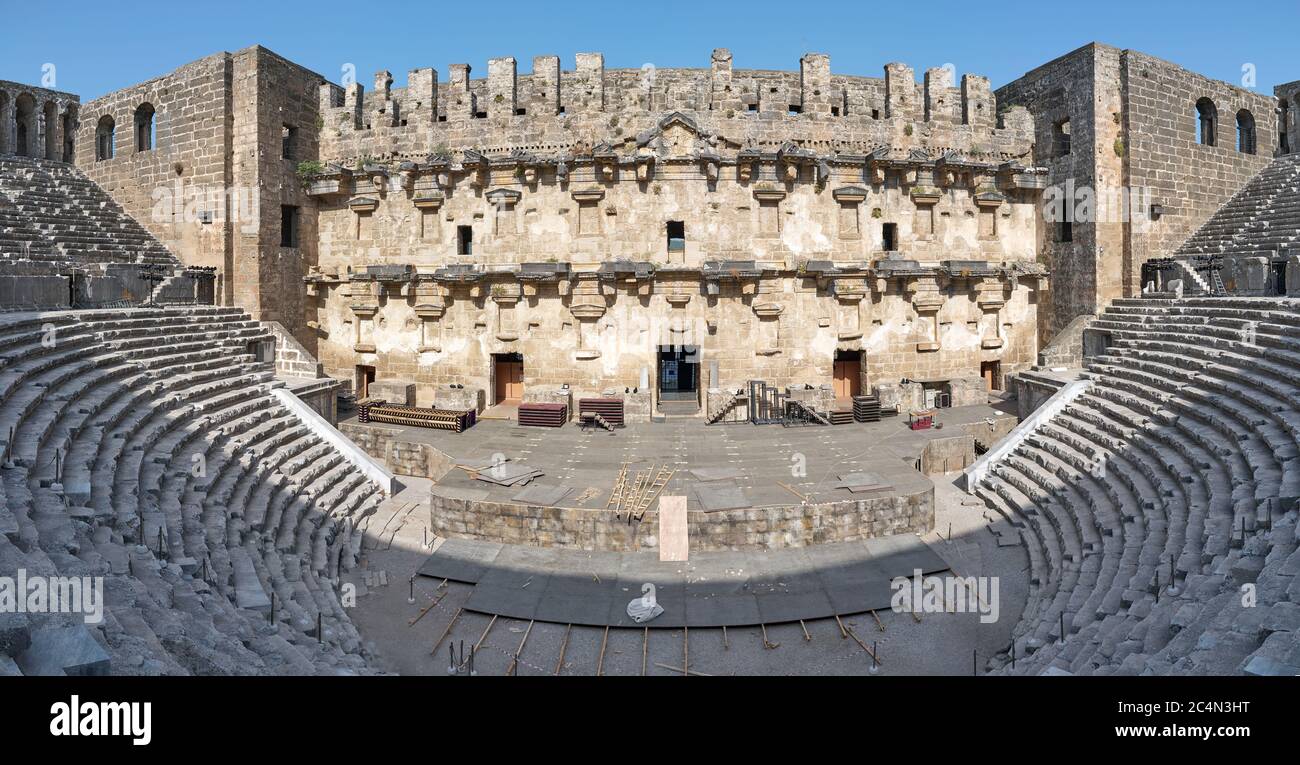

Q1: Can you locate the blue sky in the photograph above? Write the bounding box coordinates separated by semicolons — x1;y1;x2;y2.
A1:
3;0;1295;99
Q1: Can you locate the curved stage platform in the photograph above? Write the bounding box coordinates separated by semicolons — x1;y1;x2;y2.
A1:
416;535;951;629
352;401;1017;552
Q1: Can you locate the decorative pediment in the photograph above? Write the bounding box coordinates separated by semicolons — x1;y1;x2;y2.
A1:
412;191;445;209
486;188;522;206
637;112;711;159
832;186;869;204
348;196;379;213
571;187;605;203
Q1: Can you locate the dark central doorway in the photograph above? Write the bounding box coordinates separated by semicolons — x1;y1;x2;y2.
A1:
657;345;699;403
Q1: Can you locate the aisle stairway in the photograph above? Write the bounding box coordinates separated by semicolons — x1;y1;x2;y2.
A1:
974;297;1300;675
1175;153;1300;258
0;156;177;267
0;306;387;675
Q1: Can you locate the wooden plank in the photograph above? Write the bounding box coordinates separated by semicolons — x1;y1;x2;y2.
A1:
658;495;689;562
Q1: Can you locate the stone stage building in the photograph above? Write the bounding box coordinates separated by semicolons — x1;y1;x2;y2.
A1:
3;41;1300;678
4;43;1293;417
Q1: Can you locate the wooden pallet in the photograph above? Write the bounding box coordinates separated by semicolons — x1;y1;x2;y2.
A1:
518;402;568;428
852;395;882;423
578;397;624;427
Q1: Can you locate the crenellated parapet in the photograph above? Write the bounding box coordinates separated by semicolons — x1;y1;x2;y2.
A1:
316;50;1035;168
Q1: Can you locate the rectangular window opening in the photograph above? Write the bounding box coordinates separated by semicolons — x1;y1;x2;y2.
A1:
280;205;299;248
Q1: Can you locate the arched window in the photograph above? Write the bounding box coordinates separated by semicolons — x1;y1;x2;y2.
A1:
61;106;77;162
1236;109;1256;154
96;115;115;161
14;93;36;157
1196;97;1217;146
1280;99;1291;154
134;103;154;152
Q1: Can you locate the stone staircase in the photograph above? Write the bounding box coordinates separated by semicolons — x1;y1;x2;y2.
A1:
974;297;1300;675
0;306;389;675
0;156;177;268
1175;153;1300;258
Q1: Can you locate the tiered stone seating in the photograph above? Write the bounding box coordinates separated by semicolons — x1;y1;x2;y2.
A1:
977;297;1300;675
0;306;387;675
0;156;177;267
1175;153;1300;258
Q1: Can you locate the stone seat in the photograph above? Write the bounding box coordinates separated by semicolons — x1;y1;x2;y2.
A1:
0;305;388;675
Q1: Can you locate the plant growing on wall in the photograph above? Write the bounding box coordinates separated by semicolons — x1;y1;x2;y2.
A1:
296;161;324;189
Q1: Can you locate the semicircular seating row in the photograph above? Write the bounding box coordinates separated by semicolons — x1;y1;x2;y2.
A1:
975;297;1300;676
0;306;386;675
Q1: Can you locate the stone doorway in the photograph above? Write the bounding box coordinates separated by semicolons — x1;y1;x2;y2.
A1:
833;350;862;402
981;360;1002;392
355;365;376;399
658;345;700;413
492;353;524;405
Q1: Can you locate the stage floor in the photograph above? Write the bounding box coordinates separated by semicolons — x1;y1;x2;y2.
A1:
416;534;950;628
348;402;1015;513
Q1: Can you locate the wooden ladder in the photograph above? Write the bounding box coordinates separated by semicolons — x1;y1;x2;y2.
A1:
605;463;629;512
619;467;650;518
632;466;676;521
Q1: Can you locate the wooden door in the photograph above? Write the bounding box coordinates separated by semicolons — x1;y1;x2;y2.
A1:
833;358;861;400
982;361;1001;392
495;359;524;403
356;365;375;399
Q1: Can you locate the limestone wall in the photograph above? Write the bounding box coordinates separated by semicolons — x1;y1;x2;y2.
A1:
75;52;235;279
1123;50;1276;290
74;46;326;337
428;484;934;552
302;51;1046;408
998;43;1279;343
310;268;1042;409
